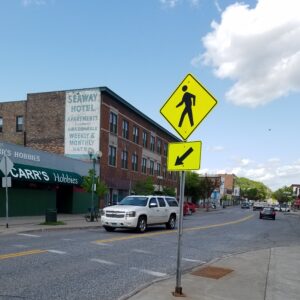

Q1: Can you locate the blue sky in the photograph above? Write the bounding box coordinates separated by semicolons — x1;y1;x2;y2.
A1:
1;0;299;191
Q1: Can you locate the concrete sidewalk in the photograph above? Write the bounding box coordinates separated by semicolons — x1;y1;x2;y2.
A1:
0;213;101;235
126;246;300;300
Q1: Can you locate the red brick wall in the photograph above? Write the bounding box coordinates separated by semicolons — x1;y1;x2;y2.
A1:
0;101;26;145
26;91;65;154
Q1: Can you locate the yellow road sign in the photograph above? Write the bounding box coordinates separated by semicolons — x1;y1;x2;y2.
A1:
167;141;202;171
160;73;217;140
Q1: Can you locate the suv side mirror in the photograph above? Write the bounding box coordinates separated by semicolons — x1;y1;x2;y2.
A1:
149;203;158;208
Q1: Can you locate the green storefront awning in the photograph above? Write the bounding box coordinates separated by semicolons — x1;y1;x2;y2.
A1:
0;163;83;185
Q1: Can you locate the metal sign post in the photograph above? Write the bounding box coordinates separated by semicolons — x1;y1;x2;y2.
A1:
0;155;14;228
175;171;186;295
160;73;217;297
5;158;9;228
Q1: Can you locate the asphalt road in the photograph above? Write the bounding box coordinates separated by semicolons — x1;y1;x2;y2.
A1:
0;207;300;300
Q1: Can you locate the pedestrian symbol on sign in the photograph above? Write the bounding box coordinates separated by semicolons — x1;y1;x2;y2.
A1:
176;85;196;128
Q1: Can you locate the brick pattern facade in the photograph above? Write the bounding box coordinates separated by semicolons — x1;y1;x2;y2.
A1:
0;88;179;199
26;91;65;154
0;101;26;145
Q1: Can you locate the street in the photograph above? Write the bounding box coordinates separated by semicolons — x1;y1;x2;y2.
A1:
0;207;300;300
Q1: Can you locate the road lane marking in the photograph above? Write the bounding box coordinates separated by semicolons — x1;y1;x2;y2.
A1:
91;258;117;265
182;258;206;263
0;249;47;260
130;267;167;277
91;242;113;246
17;233;41;238
94;214;254;244
132;249;153;254
13;244;29;248
47;250;66;254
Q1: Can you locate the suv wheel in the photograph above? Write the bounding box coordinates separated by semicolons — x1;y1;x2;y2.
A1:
166;215;176;229
103;226;115;232
136;216;147;233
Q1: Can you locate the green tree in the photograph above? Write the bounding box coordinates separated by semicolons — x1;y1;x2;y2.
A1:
162;186;176;196
133;177;155;195
235;177;271;200
185;171;201;202
272;186;293;204
81;169;108;202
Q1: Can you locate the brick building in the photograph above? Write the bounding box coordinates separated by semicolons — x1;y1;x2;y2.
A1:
0;87;180;208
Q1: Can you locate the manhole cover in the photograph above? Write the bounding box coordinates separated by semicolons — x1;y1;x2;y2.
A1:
191;266;233;279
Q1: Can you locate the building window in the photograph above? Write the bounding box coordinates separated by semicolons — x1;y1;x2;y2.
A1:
132;153;138;171
122;119;129;139
157;163;161;176
121;150;128;169
16;116;23;132
109;145;117;166
109;112;118;134
163;143;167;156
150;136;155;152
163;165;167;178
157;139;161;154
142;131;148;148
141;157;147;174
149;160;154;175
133;126;139;144
0;117;3;133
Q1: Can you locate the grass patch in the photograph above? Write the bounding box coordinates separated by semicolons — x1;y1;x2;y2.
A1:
39;221;66;226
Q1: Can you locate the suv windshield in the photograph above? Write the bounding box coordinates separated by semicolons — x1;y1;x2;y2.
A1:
119;196;148;206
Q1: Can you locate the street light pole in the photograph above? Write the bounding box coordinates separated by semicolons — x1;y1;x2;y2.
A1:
88;148;102;222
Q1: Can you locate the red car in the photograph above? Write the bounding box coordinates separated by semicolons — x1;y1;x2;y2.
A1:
187;202;197;213
183;202;191;215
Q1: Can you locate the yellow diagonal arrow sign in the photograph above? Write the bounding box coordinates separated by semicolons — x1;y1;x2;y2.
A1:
167;141;202;171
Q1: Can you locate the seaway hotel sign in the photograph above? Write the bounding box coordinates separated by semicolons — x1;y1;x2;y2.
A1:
64;88;101;158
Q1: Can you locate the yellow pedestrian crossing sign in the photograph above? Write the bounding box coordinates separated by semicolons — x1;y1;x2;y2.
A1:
160;73;217;140
167;141;202;171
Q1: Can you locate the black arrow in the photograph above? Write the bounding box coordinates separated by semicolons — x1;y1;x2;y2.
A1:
175;147;194;165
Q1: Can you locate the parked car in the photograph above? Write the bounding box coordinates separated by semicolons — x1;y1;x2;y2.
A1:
280;204;290;212
241;202;250;209
183;202;191;216
259;207;276;220
101;195;179;233
187;202;197;213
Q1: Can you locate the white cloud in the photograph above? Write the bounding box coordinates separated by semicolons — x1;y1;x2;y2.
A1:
198;158;300;191
160;0;199;8
198;0;300;107
22;0;46;6
207;145;224;152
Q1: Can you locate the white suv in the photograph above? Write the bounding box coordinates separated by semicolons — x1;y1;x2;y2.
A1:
101;195;179;233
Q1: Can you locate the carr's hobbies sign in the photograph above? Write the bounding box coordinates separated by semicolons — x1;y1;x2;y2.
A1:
0;164;82;185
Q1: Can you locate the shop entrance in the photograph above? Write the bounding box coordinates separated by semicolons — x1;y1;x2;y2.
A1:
56;185;73;213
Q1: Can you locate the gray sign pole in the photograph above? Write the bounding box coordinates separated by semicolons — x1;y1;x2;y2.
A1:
175;170;186;295
5;155;9;228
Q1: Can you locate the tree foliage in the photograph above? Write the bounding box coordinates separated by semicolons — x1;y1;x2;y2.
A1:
185;171;201;202
272;186;293;204
235;177;271;200
133;177;155;195
81;169;108;198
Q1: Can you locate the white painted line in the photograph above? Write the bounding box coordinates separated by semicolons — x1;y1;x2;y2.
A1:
92;242;113;246
182;258;206;263
61;238;74;241
130;267;167;277
132;249;152;254
91;258;117;265
18;233;41;238
47;250;67;255
13;244;29;248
